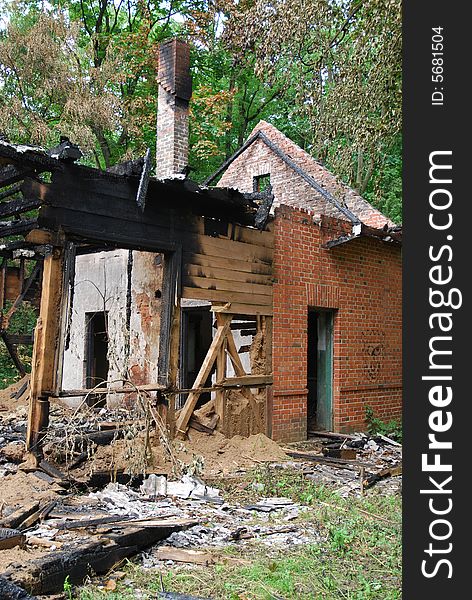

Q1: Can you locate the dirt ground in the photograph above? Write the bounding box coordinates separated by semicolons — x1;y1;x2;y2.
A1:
0;470;62;506
0;375;29;411
0;545;46;574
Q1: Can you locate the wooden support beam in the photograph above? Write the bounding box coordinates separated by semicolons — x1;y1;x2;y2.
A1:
0;257;6;310
0;218;38;237
26;246;65;456
7;333;34;345
225;328;247;377
54;380;273;399
0;330;26;376
175;316;231;436
0;195;42;218
166;297;181;436
225;327;264;433
221;375;273;387
53;382;167;398
215;315;227;423
0;182;22;201
211;302;272;316
0;164;31;187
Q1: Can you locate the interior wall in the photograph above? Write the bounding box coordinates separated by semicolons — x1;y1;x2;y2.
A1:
61;249;163;407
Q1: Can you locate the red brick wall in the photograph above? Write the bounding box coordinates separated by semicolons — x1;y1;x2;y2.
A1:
156;39;191;178
218;120;402;442
272;205;402;441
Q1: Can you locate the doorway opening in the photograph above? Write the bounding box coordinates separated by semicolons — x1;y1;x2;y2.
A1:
307;309;334;433
179;306;213;409
84;311;109;406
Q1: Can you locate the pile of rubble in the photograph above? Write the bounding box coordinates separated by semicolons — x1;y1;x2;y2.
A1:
0;380;402;597
283;430;402;497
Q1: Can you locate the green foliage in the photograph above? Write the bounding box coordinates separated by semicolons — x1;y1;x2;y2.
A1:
1;0;402;215
64;575;73;599
364;136;403;223
365;406;403;443
329;526;353;554
0;301;37;388
5;300;37;335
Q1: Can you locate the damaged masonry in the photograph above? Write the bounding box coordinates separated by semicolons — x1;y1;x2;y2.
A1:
0;38;402;598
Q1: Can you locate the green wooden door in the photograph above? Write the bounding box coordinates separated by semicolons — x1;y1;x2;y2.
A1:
315;311;333;430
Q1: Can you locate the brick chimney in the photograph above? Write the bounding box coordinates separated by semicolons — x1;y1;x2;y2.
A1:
156;39;192;179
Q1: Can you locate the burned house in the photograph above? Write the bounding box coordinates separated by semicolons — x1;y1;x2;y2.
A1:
0;39;401;455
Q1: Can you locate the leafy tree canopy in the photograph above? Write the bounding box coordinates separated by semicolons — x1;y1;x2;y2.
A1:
0;0;402;221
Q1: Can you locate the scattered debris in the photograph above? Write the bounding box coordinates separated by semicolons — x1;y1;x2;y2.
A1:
0;381;401;597
0;528;25;551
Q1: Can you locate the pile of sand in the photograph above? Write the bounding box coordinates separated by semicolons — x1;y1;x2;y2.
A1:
181;430;288;475
0;375;29;412
68;429;288;480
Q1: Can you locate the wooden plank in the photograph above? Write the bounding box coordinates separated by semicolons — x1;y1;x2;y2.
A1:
154;546;214;565
0;502;40;529
57;382;166;397
175;316;231;436
225;328;264;432
0;574;39;599
166;296;181;435
39;205;178;252
0;164;31;187
211;302;273;316
181;286;272;306
183;275;272;297
44;173;262;240
0;218;38;237
222;375;273;387
185;263;273;286
0;258;6;309
157;248;181;388
188;417;217;434
0;182;22;201
225;329;247;377
0;195;42;218
232;224;274;248
185;251;272;276
263;315;273;438
193;235;273;264
26;247;65;455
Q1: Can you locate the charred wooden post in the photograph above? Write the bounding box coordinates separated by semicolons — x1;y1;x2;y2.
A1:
0;258;6;309
166;297;181;437
26;241;65;457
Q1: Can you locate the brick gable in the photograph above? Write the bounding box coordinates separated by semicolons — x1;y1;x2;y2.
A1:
219;120;394;229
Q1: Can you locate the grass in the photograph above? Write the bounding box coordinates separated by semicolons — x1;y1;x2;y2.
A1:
365;407;402;443
75;468;402;600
